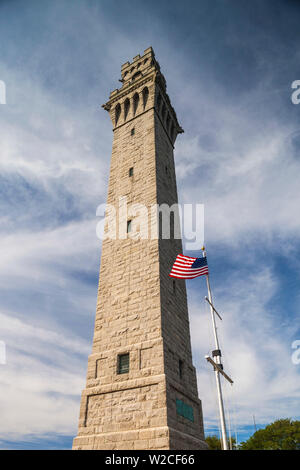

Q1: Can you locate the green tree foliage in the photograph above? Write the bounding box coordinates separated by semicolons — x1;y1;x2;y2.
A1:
239;419;300;450
206;435;221;450
206;435;237;450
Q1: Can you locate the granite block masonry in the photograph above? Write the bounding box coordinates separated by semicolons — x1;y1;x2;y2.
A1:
72;47;207;450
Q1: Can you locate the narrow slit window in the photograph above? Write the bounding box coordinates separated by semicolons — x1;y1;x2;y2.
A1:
179;359;183;379
127;220;132;233
118;353;129;374
131;128;135;136
129;167;134;177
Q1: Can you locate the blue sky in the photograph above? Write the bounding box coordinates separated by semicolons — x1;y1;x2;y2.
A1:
0;0;300;449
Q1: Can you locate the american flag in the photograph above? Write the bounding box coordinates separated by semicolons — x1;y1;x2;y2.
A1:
169;254;209;279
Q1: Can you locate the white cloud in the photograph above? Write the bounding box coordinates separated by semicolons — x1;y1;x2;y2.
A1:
175;85;300;247
0;310;89;439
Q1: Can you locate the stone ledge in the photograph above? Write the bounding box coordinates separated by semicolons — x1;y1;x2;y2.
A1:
168;426;208;450
89;336;163;358
82;373;167;396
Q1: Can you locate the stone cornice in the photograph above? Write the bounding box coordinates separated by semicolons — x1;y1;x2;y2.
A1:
83;374;165;396
102;73;155;110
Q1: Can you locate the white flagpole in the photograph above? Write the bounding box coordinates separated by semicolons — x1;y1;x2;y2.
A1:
202;246;228;451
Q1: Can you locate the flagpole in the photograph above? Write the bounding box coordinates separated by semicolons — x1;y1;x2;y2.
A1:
202;246;228;451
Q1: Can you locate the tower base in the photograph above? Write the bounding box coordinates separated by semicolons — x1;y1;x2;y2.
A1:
73;426;208;450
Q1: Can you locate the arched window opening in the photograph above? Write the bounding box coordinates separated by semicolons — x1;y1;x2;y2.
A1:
161;102;166;122
171;123;175;140
133;93;139;116
115;103;121;126
142;87;149;109
157;93;162;112
166;114;171;131
124;98;130;120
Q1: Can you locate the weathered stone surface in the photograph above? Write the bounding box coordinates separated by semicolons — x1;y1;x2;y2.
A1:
73;47;207;450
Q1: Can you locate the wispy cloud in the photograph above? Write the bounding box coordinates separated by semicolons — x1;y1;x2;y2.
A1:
0;309;89;440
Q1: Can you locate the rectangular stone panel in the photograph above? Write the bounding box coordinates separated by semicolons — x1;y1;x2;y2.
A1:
85;383;162;432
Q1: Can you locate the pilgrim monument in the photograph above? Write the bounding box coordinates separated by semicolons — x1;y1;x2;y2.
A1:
73;47;207;450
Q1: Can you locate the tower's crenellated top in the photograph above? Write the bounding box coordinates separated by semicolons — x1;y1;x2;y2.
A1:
102;47;183;145
119;47;166;91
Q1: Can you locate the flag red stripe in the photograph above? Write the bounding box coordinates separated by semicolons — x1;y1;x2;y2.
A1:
170;268;208;276
171;265;208;273
169;270;208;279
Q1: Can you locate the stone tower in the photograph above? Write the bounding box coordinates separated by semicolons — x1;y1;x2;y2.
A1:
73;47;207;450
